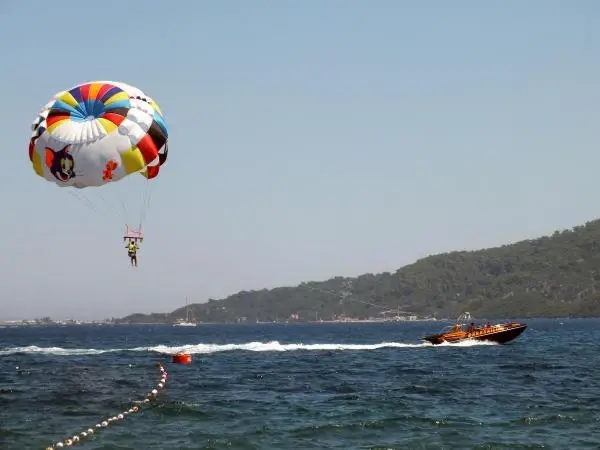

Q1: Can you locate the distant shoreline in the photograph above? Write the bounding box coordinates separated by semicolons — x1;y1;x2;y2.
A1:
1;319;440;326
0;316;585;327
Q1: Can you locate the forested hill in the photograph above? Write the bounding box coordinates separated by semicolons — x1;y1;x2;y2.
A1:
117;219;600;323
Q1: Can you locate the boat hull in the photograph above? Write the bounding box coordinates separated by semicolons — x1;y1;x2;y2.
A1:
423;324;527;345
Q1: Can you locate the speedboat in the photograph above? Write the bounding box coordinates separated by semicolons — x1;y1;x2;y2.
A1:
422;312;527;345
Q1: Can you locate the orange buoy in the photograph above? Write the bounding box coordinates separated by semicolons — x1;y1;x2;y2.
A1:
172;352;192;364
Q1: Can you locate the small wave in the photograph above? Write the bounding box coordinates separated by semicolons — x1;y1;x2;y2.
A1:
0;345;118;356
0;339;497;356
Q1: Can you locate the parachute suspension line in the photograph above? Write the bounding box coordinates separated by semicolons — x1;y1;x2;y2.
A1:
45;362;168;449
66;191;113;220
66;189;124;224
138;178;154;230
97;192;126;223
120;196;130;223
67;191;96;212
139;178;147;229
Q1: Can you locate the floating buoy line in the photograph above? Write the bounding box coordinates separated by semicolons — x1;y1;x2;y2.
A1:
45;362;168;449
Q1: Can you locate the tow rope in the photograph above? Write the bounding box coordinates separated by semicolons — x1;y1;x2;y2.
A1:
45;362;168;449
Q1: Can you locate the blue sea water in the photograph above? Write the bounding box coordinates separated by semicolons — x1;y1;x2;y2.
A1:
1;319;599;449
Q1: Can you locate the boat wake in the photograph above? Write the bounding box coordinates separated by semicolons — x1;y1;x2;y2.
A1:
0;339;498;357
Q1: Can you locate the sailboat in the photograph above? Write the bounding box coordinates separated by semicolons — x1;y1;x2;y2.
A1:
173;298;196;327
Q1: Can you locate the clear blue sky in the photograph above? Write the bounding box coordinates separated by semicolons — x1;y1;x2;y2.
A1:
1;0;599;320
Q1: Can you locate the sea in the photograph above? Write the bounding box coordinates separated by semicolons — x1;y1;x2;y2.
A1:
1;319;599;450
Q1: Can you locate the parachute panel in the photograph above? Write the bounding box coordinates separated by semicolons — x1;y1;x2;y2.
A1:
121;147;147;174
32;151;43;177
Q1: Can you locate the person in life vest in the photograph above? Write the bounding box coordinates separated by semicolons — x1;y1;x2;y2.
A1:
126;240;139;267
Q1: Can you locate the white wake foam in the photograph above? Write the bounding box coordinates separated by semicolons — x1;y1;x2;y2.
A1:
136;341;429;355
0;339;497;357
0;345;120;356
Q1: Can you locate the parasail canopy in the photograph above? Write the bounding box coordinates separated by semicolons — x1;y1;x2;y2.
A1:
28;80;169;189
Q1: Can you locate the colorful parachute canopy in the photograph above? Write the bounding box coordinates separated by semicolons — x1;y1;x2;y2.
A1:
28;81;168;189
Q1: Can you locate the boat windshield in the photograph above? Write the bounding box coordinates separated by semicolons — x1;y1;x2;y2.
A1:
437;324;464;333
435;313;472;334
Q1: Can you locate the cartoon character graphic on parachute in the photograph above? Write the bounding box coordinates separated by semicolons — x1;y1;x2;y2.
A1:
28;81;170;266
45;145;76;183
